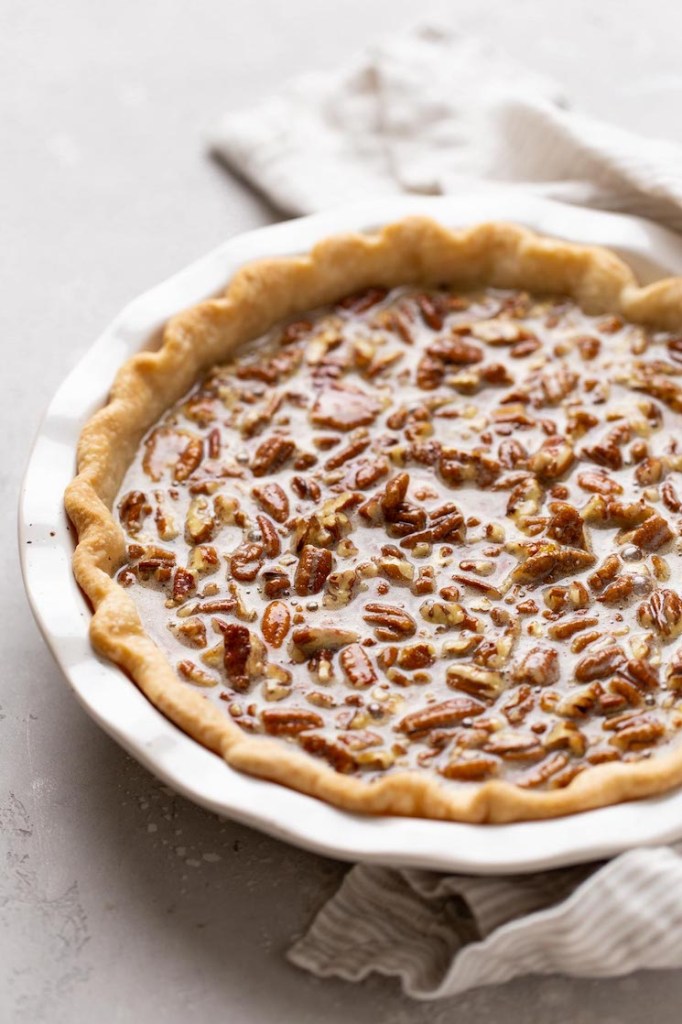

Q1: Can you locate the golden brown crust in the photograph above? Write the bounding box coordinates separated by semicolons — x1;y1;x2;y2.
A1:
65;217;682;822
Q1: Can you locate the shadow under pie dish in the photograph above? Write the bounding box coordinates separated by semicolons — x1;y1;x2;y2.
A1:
64;216;682;823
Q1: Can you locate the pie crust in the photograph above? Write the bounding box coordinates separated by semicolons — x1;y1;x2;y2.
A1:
64;217;682;822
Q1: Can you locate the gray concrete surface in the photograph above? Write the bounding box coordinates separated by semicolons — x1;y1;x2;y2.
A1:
4;0;682;1020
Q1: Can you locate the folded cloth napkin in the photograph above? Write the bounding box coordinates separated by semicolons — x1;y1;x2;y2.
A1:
211;24;682;997
211;23;682;230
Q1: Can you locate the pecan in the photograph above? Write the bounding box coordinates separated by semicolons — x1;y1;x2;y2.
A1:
261;708;323;736
291;625;359;656
607;714;665;751
548;614;599;640
517;753;570;788
439;448;501;488
298;734;356;773
635;456;664;486
324;437;370;470
575;335;601;360
362;603;417;641
291;476;322;503
511;545;596;586
528;441;575;482
416;354;445;390
662;480;682;513
412;292;445;330
311;383;381;431
261;601;291;648
398;643;436;670
545;502;588;549
380;471;410;517
498;439;528;469
261;569;291;599
629;514;673;551
185;496;216;544
428;336;484;365
338;287;387;313
172;567;196;603
252;483;290;523
215;621;266;691
597;577;636;605
255;514;281;558
447;664;505;701
582;496;653;528
588;555;621;592
177;660;217;687
347;458;390;490
173;437;203;482
512;647;559;686
638;589;682;639
440;756;499;781
118;490;151;534
230;543;265;582
169;618;207;649
295;545;333;595
339;644;377;688
324;569;358;608
543;721;587;757
187;545;219;576
419;600;469;629
396;697;484;736
251;435;295;476
574;645;625;682
482;733;544;761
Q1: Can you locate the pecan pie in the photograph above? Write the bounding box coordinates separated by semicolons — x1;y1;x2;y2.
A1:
65;218;682;822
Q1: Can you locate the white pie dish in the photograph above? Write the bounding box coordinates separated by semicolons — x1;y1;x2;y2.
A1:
19;190;682;874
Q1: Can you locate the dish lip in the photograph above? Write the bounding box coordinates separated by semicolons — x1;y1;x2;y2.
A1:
19;189;682;873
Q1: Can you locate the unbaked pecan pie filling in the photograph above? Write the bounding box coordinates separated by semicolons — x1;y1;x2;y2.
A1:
115;285;682;790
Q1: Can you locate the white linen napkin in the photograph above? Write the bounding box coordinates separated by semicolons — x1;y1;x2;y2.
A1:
211;24;682;231
211;24;682;997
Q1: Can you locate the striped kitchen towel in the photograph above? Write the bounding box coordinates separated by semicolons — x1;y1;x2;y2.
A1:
211;24;682;231
288;847;682;997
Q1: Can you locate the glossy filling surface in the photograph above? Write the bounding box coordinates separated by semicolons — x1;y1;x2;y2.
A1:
115;286;682;790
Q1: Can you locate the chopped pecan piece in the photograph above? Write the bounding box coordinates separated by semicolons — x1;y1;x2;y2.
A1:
512;647;559;686
215;621;266;691
295;545;333;595
545;502;588;549
528;440;575;482
230;543;265;583
447;664;505;701
118;490;151;535
252;483;290;523
298;734;356;773
251;435;295;476
638;589;682;639
177;660;217;687
173;437;203;482
629;514;673;551
311;383;381;431
340;644;377;689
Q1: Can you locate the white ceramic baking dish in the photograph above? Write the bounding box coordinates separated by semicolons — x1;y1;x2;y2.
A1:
19;191;682;873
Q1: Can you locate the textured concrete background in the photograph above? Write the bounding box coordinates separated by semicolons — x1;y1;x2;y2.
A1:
4;0;682;1020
